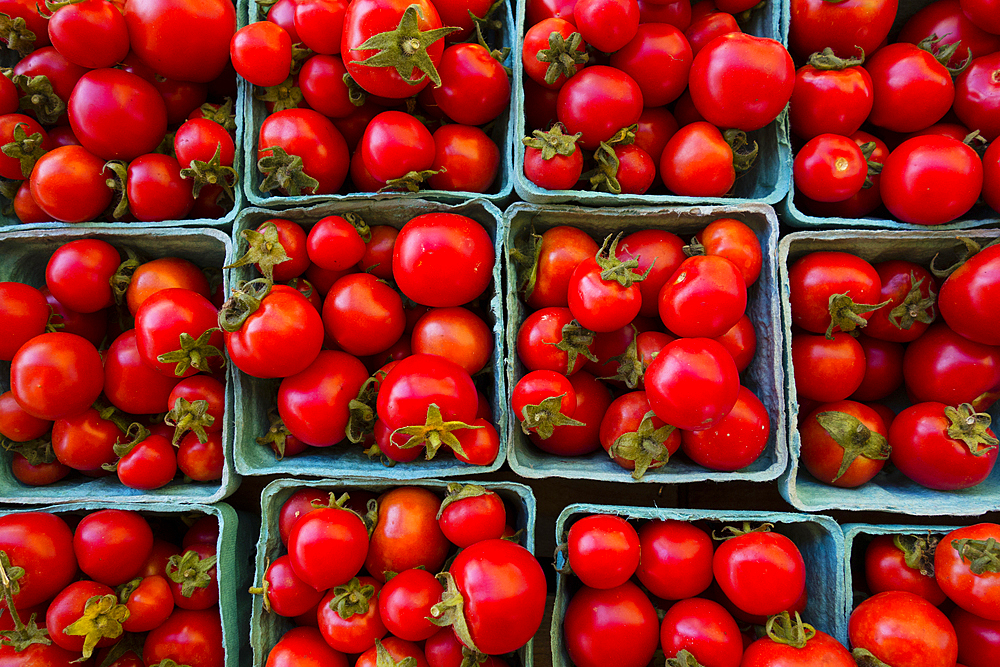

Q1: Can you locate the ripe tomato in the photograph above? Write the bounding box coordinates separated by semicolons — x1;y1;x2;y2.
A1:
741;621;854;667
427;124;500;193
574;0;639;53
0;512;77;610
787;250;883;336
523;227;599;310
635;519;713;600
377;568;444;641
289;504;369;591
360;111;435;184
438;485;506;548
567;514;640;590
365;486;450;582
144;607;225;667
46;579;122;655
788;0;897;61
939;242;1000;346
645;337;739;431
960;0;1000;36
29;145;113;223
794;133;869;203
609;23;692;107
851;334;904;402
557;66;644;150
792;332;866;403
432;43;510;126
865;533;947;605
258;109;349;195
898;0;1000;68
849;590;958;667
659;254;747;338
954;52;1000;141
122;575;175;632
125;256;210;315
322;273;404;357
659;122;737;197
713;527;806;616
799;400;889;487
615;228;686;316
902;322;1000;411
864;260;938;343
0;391;50;442
865;42;955;133
0;282;48;361
681;385;770;471
117;430;179;490
790;49;874;140
950;605;1000;667
599;390;681;477
52;407;121;471
567;240;646;333
11;332;104;421
936;523;1000;621
120;153;195;222
278;350;370;446
230;21;292;88
135;288;222;378
660;597;743;667
563;581;659;667
521;18;587;90
694;218;763;287
266;627;349;667
880;136;983;225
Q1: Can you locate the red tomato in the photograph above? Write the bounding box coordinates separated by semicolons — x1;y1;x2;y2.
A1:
794;133;868;203
0;282;48;361
599;391;681;477
799;400;889;487
366;486;450;583
659;254;747;338
951;605;1000;667
377;568;444;641
126;256;211;316
645;337;740;431
567;514;640;590
939;243;1000;346
265;627;348;667
936;523;1000;621
74;509;154;587
258;109;350;195
144;608;225;667
522;18;587;91
954;53;1000;141
564;581;659;667
360;110;435;184
713;528;806;617
609;23;692;107
567;245;645;333
11;332;104;421
790;49;874;140
659;121;736;197
902;322;1000;411
0;512;77;610
523;227;599;310
898;0;1000;68
741;624;854;667
556;66;644;150
681;385;770;472
427;124;500;193
865;533;947;605
713;315;757;372
850;334;904;402
323;273;405;356
865;43;955;133
788;0;897;61
230;21;292;87
696;217;763;286
849;590;958;667
278;350;369;447
864;260;938;343
787;250;883;336
432;43;510;126
615;228;686;317
289;505;369;591
123;575;175;632
792;331;866;403
574;0;639;53
660;597;743;667
636;519;713;600
29;145;114;223
47;579;121;655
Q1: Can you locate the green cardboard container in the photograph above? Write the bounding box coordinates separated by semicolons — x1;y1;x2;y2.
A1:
511;0;792;206
250;478;537;667
1;501;256;666
240;0;516;207
504;202;786;483
551;503;848;664
779;229;1000;514
230;199;507;478
0;226;240;504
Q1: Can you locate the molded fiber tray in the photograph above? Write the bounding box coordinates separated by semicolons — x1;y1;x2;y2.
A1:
551;503;848;665
779;229;1000;514
250;478;537;667
230;199;507;478
504;202;786;483
0;226;240;504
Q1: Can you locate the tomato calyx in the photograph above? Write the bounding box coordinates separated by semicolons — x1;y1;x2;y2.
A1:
610;410;676;480
437;482;494;518
97;631;146;667
806;46;865;70
196;98;237;133
103;160;134;220
600;330;643;389
256;408;297;460
166;549;218;599
258;145;319;196
724;129;759;173
917;34;972;77
180;143;237;201
255;77;305;114
228;223;292;282
712;522;773;541
10;74;64;124
64;593;129;659
549;319;599;374
859;141;883;189
944;403;999;456
951;535;1000;574
372;638;418;667
511;227;543;300
166;397;215;446
110;247;143;305
887;272;935;331
102;422;152;472
350;5;460;88
0;435;57;465
327;576;377;620
595;232;653;288
429;571;482;654
666;649;707;667
764;611;815;649
584;126;638;195
0;14;37;57
290;43;314;77
824;292;890;339
248;560;273;612
0;552;51;652
116;578;143;605
379;167;444;194
892;533;938;576
150;660;193;667
1;122;46;178
157;327;224;376
815;409;891;482
521;123;581;160
218;275;271;334
535;29;588;86
518;393;585;439
347;377;379;444
851;649;892;667
310;492;378;534
391;403;484;459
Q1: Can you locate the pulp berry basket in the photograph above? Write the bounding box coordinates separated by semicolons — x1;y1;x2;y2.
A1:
0;500;256;667
551;503;848;667
511;0;792;206
249;478;537;667
779;229;1000;514
504;202;786;483
0;226;240;504
239;0;516;207
229;199;507;478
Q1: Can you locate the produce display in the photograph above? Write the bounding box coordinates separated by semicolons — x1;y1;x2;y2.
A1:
0;0;240;225
0;507;229;667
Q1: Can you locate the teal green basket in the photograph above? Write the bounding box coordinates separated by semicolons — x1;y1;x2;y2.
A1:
240;0;516;207
250;478;537;667
504;203;787;483
552;504;848;664
1;501;256;666
511;0;792;206
0;226;240;504
779;229;1000;514
230;199;507;478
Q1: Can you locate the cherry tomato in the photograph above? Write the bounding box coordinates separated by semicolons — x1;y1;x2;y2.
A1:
713;528;806;617
849;590;958;667
644;337;739;431
799;399;889;487
567;514;641;590
880;136;983;225
564;581;659;667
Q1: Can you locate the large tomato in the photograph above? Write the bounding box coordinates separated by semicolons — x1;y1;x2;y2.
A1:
10;332;104;421
644;338;739;431
936;524;1000;621
880;136;983;225
124;0;236;82
938;243;1000;346
658;254;747;338
278;350;369;447
787;250;883;336
713;527;806;617
144;608;225;667
790;51;874;140
789;0;897;61
258;109;349;195
288;504;369;591
681;385;770;472
563;581;659;667
556;66;644;150
68;68;167;161
902;322;1000;411
0;512;77;610
849;590;958;667
365;486;450;583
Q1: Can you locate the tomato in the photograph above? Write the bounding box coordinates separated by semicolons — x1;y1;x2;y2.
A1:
342;0;448;98
950;605;1000;667
258;109;349;195
365;486;449;582
0;282;48;361
939;243;1000;346
660;597;743;667
126;257;211;316
45;239;120;316
432;43;510;126
961;0;1000;35
612;228;685;317
609;23;691;107
223;283;324;379
323;273;404;357
307;216;366;271
120;153;195;223
360;111;435;184
288;503;368;591
445;539;545;655
799;400;888;487
633;106;678;170
167;375;225;443
13;46;84;126
599;390;681;477
635;519;713;600
902;322;1000;411
0;114;49;181
125;0;235;82
121;575;175;632
954;53;1000;141
134;288;222;378
377;568;444;641
317;576;388;653
266;626;349;667
563;581;659;667
74;510;154;588
865;42;955;134
0;390;50;442
898;0;1000;68
452;418;500;466
522;125;585;190
522;18;587;90
792;331;866;403
659;254;746;338
788;250;885;336
249;219;309;283
851;334;904;402
714;528;806;617
278;488;328;546
984;140;1000;215
684;10;739;57
117;430;179;490
881;135;983;225
567;248;645;333
278;350;369;446
392;213;494;308
574;0;639;53
659;121;737;197
144;607;225;667
556;66;644;150
51;407;120;472
794;133;869;203
865;533;947;605
11;332;104;421
47;0;126;68
293;0;346;54
681;385;770;471
936;524;1000;621
849;590;958;667
529;370;611;456
47;579;123;656
865;260;938;343
29;145;114;223
741;622;854;667
520;227;596;310
427;124;500;193
0;512;77;610
567;514;640;590
788;0;897;61
695;218;763;287
357;225;397;279
789;48;873;140
230;21;292;88
645;337;739;431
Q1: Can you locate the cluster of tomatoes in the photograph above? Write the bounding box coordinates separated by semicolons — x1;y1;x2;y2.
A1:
235;0;510;198
512;218;770;478
0;238;227;490
0;508;226;667
852;523;1000;667
789;0;1000;225
0;0;239;225
519;0;794;196
224;210;500;466
259;484;544;667
559;513;852;667
789;238;1000;492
